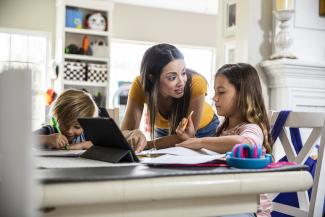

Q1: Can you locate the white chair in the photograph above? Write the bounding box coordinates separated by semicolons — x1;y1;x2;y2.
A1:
269;112;325;217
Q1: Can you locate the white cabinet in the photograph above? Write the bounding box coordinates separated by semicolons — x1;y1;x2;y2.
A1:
55;0;113;107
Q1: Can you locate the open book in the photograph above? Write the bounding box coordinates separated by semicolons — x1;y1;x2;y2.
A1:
138;147;225;165
34;148;86;157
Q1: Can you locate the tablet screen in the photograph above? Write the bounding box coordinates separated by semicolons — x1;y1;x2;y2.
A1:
78;117;139;162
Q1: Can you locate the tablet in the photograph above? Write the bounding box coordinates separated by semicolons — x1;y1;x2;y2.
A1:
78;117;139;163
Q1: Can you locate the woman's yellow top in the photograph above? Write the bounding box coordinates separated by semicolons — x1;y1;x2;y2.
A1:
128;74;215;129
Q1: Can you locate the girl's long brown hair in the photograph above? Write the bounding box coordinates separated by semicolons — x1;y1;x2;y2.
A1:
215;63;272;153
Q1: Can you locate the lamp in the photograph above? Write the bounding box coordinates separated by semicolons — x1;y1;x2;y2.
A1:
270;0;297;59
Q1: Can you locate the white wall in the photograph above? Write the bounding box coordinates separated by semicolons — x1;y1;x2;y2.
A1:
216;0;273;108
0;0;217;58
0;0;56;55
0;0;56;33
291;0;325;61
113;3;217;47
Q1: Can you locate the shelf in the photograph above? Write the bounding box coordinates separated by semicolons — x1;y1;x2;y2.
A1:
63;80;107;87
65;27;109;36
64;54;108;62
56;0;113;108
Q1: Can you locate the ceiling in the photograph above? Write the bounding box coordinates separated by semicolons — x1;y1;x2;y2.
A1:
112;0;218;15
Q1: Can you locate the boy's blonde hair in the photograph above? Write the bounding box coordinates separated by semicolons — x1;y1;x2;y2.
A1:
51;89;98;132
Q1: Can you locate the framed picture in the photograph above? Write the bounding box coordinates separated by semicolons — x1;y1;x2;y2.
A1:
320;0;325;16
224;42;235;64
224;0;236;37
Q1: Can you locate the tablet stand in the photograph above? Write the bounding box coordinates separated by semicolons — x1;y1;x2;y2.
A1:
81;146;136;163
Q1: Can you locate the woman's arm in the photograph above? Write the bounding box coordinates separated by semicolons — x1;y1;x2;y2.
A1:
175;95;205;140
146;134;182;149
120;99;148;151
121;99;144;130
144;95;206;150
187;95;205;131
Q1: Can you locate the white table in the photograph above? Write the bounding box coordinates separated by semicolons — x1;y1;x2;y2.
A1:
39;164;313;217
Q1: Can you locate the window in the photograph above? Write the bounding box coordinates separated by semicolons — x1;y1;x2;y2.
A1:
110;40;216;132
110;40;216;107
0;29;50;130
180;45;216;98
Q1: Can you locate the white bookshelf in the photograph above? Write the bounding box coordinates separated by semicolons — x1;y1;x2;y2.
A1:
63;80;107;87
55;0;114;107
65;27;110;36
64;54;108;62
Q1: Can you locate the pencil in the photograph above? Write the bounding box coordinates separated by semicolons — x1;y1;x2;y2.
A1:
181;111;194;131
51;117;69;150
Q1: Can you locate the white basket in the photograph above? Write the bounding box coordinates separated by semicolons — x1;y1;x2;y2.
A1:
64;61;86;81
87;63;108;82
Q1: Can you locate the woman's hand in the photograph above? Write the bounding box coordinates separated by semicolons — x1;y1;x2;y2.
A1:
176;137;203;150
122;129;147;153
176;111;195;141
69;141;93;150
45;134;69;149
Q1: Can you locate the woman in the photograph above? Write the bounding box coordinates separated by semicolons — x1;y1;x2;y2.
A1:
121;43;219;152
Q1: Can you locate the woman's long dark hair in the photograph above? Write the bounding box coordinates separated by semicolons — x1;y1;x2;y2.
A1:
215;63;272;154
140;43;193;139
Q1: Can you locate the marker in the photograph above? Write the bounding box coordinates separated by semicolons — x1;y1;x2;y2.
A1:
51;117;69;150
181;111;194;131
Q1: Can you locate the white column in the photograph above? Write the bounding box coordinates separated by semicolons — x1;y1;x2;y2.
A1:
0;69;36;217
216;0;273;107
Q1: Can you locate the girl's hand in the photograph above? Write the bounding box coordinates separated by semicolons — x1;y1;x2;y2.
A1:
176;111;195;141
122;129;147;153
176;137;203;150
69;141;93;150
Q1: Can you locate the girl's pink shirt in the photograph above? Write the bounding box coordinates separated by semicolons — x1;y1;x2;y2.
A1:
220;122;272;217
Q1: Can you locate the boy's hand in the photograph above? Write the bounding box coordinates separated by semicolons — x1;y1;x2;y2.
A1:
47;134;69;149
176;111;195;141
69;141;93;150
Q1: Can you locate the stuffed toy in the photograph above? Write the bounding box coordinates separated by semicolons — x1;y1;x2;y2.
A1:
46;89;57;106
82;35;90;55
90;39;108;57
85;12;107;31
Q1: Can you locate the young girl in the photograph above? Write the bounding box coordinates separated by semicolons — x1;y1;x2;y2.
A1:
34;89;146;150
176;63;272;217
121;43;219;152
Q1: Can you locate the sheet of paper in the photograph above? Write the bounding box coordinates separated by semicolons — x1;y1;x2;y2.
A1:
199;148;221;155
141;154;225;165
36;156;140;168
34;149;86;157
137;147;220;157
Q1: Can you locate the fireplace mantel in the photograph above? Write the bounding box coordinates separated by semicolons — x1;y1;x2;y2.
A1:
261;59;325;111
